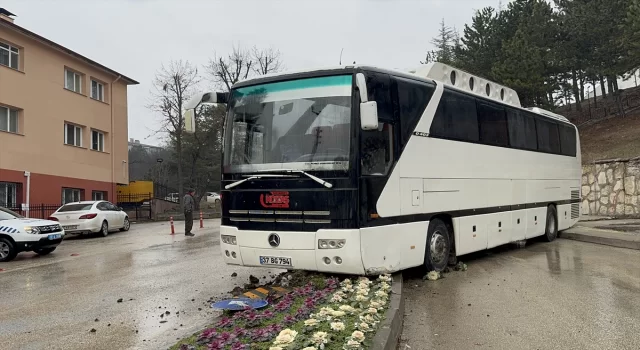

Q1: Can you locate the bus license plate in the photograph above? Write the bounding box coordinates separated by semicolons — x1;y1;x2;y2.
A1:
259;256;292;267
48;234;62;240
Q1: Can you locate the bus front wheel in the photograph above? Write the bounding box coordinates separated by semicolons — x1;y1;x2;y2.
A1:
424;218;451;272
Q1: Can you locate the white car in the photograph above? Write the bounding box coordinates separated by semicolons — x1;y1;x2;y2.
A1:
0;207;65;262
49;201;130;237
206;192;221;204
164;193;179;203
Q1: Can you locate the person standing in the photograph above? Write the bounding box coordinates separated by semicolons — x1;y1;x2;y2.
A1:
183;189;195;236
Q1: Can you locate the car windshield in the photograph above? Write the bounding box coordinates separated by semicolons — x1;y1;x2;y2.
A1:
0;207;22;220
223;75;352;173
58;204;93;212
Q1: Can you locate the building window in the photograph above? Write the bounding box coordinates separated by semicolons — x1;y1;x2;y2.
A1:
0;105;19;133
0;42;19;70
91;80;104;101
0;182;18;207
65;69;82;93
62;188;82;204
65;123;83;147
91;130;105;151
92;191;106;201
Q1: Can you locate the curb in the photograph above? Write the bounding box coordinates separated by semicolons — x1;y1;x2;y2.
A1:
371;273;404;350
561;230;640;250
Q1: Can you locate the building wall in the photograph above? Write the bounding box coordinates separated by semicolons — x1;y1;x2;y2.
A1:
581;158;640;216
0;22;130;204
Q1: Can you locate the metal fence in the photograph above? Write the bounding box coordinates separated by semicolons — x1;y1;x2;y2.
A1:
7;204;61;219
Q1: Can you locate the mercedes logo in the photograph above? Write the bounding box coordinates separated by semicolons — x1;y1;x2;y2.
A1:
268;233;280;247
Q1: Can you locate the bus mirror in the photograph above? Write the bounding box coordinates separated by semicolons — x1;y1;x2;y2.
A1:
360;101;379;130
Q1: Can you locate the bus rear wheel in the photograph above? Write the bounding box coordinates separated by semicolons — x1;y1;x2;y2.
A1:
543;205;558;242
424;218;451;272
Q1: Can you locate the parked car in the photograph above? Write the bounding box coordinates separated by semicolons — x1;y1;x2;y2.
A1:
206;192;221;204
164;193;179;203
48;201;130;237
0;206;65;262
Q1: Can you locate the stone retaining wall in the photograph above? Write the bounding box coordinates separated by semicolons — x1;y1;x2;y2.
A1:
582;157;640;216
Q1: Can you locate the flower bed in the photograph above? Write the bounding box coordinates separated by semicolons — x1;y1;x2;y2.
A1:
174;274;393;350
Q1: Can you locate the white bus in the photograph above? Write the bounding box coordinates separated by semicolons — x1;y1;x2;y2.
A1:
186;62;581;275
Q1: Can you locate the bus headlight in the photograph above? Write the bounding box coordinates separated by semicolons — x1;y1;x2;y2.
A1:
318;239;345;249
24;226;40;234
221;235;237;245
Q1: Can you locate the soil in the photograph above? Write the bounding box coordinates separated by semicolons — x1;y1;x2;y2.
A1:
579;111;640;162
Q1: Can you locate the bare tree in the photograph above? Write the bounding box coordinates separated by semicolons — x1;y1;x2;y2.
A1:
207;45;284;91
251;46;284;75
207;46;253;92
148;60;200;208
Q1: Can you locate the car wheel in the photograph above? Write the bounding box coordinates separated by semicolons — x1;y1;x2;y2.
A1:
543;205;558;242
120;217;130;232
34;247;56;255
424;218;451;272
100;221;109;237
0;237;18;262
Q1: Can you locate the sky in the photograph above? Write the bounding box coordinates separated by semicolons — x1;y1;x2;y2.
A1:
3;0;504;146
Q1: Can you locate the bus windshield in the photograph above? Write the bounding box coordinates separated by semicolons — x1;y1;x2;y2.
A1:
223;75;352;174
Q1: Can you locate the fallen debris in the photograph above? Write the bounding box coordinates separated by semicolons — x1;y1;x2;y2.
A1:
249;275;260;284
90;328;96;333
424;271;441;281
231;272;237;277
116;298;123;303
454;262;468;271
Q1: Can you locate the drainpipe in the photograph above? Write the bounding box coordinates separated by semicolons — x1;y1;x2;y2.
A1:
24;171;31;218
111;75;122;203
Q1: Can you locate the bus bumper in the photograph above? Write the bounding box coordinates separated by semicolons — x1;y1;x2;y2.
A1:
219;225;366;275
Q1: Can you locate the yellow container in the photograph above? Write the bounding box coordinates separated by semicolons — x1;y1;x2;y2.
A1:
117;181;154;203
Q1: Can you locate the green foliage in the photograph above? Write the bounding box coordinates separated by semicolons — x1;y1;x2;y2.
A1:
435;0;637;108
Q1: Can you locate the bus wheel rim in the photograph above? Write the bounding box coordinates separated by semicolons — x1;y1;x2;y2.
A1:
430;231;447;265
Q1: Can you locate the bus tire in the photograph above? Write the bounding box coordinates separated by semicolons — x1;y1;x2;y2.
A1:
543;205;558;242
424;218;451;272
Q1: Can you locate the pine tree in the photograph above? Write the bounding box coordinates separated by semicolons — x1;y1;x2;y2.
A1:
430;18;456;64
455;7;501;79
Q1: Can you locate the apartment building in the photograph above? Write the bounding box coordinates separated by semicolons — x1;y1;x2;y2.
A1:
0;8;139;209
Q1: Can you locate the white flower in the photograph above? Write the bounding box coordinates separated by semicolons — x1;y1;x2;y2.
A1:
269;347;284;350
351;330;366;342
369;301;382;309
358;322;371;331
339;305;356;313
378;274;392;282
345;339;361;348
273;329;298;345
331;294;344;302
379;282;391;291
331;321;346;331
367;307;378;314
304;318;319;327
356;288;369;296
331;310;346;317
374;290;388;298
355;294;368;302
312;331;329;345
357;277;372;284
302;347;317;350
361;314;376;324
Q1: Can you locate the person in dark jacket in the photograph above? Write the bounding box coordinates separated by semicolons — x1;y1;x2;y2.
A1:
183;189;195;236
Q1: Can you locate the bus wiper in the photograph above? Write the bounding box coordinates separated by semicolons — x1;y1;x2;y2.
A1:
224;174;296;190
256;169;333;188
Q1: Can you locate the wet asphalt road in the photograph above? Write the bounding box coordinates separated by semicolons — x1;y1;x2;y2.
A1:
400;238;640;350
0;219;281;350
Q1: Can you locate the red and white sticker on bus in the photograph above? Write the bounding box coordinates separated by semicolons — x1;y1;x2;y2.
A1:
260;191;290;209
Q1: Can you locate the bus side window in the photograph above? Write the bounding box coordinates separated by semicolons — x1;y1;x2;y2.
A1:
430;90;479;142
365;72;393;120
395;77;435;146
361;123;394;176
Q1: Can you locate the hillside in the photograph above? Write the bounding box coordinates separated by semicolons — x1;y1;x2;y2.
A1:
579;111;640;162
